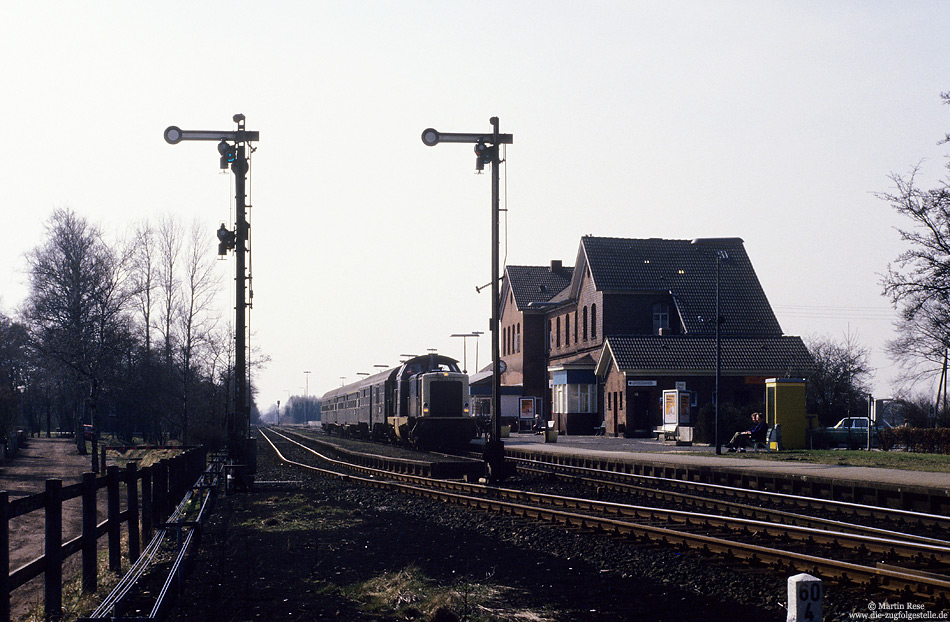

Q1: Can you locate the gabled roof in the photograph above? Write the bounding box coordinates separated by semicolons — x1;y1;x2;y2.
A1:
505;264;574;310
595;335;815;377
573;236;782;336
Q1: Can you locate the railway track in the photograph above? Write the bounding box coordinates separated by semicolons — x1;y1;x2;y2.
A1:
510;455;950;534
258;427;950;605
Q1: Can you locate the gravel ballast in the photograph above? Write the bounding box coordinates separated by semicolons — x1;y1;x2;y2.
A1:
165;442;881;621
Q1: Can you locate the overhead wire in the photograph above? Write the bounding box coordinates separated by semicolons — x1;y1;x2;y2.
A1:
773;305;895;321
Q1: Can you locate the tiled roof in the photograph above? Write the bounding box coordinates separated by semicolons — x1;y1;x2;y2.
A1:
600;335;815;376
506;265;574;309
580;236;782;336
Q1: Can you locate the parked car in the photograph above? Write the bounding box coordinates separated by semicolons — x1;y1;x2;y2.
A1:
83;424;95;441
811;417;889;449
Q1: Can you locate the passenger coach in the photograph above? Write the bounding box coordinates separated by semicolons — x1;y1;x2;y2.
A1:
322;353;475;449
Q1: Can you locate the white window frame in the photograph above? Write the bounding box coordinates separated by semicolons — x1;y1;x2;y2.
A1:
553;383;596;414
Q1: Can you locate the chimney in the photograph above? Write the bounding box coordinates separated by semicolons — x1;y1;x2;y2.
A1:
550;259;562;272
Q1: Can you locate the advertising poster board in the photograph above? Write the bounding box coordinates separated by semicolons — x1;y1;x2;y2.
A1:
520;397;535;420
663;391;677;426
679;391;691;424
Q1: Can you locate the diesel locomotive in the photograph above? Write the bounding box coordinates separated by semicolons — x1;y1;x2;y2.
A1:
321;353;477;449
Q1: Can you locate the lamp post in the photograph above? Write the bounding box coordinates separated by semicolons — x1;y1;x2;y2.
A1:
450;332;483;374
276;400;280;426
16;385;26;435
164;115;259;465
304;371;311;423
714;249;729;455
423;119;513;482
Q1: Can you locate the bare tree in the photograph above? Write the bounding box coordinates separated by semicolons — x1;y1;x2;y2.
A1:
156;214;183;367
805;332;873;427
23;208;135;466
880;92;950;391
176;220;221;443
0;313;30;436
130;219;157;354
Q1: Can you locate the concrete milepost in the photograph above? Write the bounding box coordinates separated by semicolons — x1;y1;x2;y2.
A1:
787;573;822;622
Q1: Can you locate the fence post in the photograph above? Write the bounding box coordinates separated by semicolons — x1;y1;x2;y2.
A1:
154;460;168;525
167;456;179;504
81;472;97;593
1;491;9;622
126;462;139;563
141;467;153;539
44;478;62;621
107;466;120;572
172;454;184;499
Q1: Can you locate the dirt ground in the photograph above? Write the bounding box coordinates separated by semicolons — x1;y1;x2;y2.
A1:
1;436;99;620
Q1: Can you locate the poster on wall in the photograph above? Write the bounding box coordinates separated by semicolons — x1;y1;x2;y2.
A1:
663;391;677;425
679;391;691;424
520;397;536;420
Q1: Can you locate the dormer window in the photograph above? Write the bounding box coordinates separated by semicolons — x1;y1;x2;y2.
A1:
653;302;670;335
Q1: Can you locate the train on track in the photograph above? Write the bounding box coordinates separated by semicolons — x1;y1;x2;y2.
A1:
321;353;477;450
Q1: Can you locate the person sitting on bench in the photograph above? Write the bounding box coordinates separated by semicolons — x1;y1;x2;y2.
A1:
725;412;767;452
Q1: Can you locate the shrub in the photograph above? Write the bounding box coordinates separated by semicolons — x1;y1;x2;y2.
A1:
880;427;950;454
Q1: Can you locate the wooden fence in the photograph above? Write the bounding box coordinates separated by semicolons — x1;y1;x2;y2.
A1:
1;447;206;622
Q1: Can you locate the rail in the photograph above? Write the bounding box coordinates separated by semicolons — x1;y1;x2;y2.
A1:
0;446;207;622
261;428;950;604
82;453;226;620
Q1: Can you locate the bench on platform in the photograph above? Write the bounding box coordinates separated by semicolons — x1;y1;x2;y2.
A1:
752;426;780;452
654;424;678;441
593;426;606;436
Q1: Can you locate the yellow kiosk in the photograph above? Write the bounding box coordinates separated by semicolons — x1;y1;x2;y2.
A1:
765;378;807;450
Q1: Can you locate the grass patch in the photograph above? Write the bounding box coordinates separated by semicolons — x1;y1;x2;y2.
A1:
346;566;523;622
240;494;359;531
17;535;128;622
710;449;950;472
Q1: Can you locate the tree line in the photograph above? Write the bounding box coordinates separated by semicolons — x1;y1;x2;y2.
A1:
0;208;253;464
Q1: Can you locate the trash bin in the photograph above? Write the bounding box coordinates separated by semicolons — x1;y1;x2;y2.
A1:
544;428;558;443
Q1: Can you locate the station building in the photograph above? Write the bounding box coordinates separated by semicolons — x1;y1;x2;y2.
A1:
492;235;814;436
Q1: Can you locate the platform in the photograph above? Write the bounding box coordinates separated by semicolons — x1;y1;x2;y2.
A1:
481;432;950;513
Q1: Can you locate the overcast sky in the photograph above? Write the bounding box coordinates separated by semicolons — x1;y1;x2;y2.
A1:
2;2;949;410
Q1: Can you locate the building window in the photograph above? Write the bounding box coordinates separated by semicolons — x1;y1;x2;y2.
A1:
553;384;596;414
547;319;552;351
591;304;597;339
565;313;570;345
653;302;669;335
583;306;588;341
516;323;521;353
574;312;578;344
556;317;561;348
